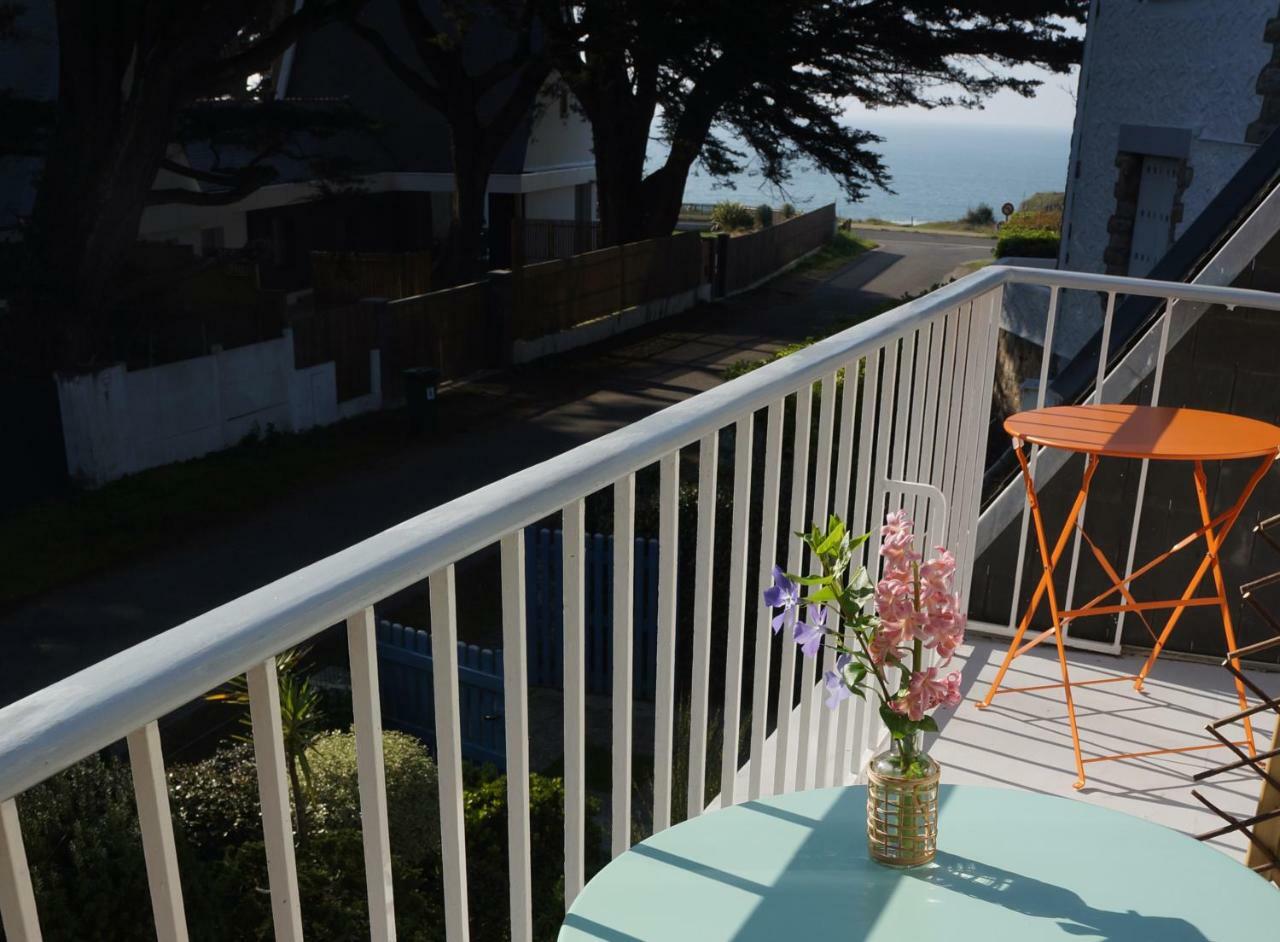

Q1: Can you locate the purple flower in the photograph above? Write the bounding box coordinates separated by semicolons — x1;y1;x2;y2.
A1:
762;566;801;634
823;653;853;710
793;605;828;659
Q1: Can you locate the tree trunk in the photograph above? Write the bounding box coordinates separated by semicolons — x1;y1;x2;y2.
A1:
445;118;496;285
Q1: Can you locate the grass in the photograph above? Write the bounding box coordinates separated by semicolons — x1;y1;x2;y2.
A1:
790;229;876;277
0;411;414;607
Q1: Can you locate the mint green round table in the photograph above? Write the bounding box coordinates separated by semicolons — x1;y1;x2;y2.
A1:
559;785;1280;941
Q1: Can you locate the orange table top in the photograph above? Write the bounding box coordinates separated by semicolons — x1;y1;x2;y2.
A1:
1005;404;1280;461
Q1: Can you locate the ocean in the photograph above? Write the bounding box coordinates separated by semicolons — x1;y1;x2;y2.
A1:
658;121;1071;224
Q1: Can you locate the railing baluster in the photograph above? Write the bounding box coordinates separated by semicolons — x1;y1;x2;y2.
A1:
429;566;470;941
345;607;396;942
828;362;860;788
808;373;839;789
561;501;587;902
247;657;304;942
1115;302;1175;650
127;721;189;942
749;402;784;799
917;318;947;532
0;798;41;942
866;339;902;759
849;351;881;777
1005;287;1061;638
942;305;974;547
652;452;680;832
905;323;934;526
499;533;533;942
1062;291;1117;638
612;475;635;854
688;434;718;819
956;289;1004;602
720;417;755;806
773;388;812;797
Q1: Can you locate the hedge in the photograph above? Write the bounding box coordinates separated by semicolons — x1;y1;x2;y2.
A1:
995;226;1060;260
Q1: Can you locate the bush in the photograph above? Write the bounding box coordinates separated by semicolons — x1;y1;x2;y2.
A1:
1006;209;1061;232
709;200;754;232
963;203;996;227
169;740;262;852
308;728;440;866
1018;191;1065;213
755;203;774;227
463;765;605;942
781;202;797;219
995;226;1061;260
16;754;155;939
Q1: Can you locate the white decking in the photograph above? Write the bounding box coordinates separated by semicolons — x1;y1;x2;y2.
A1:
934;636;1276;859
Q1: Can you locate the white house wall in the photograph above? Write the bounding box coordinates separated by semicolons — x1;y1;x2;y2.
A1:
1062;0;1272;274
524;185;578;219
523;76;595;174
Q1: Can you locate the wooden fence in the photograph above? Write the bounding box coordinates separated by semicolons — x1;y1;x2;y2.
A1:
377;619;506;767
291;301;378;402
524;527;660;700
718;203;836;296
521;218;604;262
311;249;432;307
513;230;703;341
381;280;496;400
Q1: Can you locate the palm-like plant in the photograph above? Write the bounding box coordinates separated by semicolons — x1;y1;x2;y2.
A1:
207;646;326;842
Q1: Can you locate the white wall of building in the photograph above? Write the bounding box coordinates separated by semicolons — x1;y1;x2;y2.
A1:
57;334;381;487
523;76;595;174
1061;0;1272;274
524;185;578;220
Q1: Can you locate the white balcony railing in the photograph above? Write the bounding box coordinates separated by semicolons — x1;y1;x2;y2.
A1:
4;265;1280;942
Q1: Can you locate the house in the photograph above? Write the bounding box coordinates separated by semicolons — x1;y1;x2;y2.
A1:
1060;1;1278;277
1;0;597;287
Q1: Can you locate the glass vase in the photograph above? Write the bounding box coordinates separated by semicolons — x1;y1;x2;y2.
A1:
865;731;940;867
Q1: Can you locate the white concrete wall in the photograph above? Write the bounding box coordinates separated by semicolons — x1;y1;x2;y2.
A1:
523;75;595;173
1062;0;1272;274
524;185;577;220
57;333;382;487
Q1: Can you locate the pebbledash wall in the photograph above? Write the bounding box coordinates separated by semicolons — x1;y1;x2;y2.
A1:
56;333;381;487
1061;1;1275;279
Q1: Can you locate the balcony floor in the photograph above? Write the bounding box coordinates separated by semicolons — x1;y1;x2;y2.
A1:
933;636;1277;860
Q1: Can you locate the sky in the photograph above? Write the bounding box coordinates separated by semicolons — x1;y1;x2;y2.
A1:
841;64;1081;131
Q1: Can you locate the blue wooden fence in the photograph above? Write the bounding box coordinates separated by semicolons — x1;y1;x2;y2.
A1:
376;619;506;767
524;528;660;700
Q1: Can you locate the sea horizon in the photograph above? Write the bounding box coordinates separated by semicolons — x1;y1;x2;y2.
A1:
654;120;1072;225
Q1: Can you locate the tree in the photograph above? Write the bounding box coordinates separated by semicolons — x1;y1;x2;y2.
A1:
348;0;549;283
540;0;1087;245
3;0;366;368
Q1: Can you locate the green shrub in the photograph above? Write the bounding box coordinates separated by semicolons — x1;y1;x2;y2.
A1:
16;754;155;939
1006;209;1061;232
995;226;1060;259
1018;191;1065;213
755;203;774;227
963;203;996;227
309;728;440;867
168;740;263;852
709;200;754;232
462;765;604;942
781;202;797;219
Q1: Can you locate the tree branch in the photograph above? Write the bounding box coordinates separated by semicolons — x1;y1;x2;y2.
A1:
347;14;448;111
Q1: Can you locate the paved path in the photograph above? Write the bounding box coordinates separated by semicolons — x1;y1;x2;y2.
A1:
0;230;991;707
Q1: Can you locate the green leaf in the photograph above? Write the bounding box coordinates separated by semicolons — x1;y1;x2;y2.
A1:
815;518;846;556
878;703;912;740
917;715;939;733
806;586;837;604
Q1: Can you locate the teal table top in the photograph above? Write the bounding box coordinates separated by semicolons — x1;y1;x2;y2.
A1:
560;785;1280;941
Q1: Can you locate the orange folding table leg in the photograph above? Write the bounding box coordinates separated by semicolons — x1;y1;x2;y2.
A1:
1135;453;1276;739
980;445;1099;788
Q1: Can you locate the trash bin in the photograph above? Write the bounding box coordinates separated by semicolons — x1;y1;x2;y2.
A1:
403;367;441;435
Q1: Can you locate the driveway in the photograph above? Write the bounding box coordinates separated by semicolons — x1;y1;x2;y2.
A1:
0;229;992;707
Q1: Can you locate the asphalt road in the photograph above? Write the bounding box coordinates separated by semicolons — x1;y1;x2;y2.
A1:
0;228;993;708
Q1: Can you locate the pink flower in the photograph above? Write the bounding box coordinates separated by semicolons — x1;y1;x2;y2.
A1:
941;671;964;708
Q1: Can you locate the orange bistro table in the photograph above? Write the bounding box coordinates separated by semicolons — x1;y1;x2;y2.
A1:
978;404;1280;789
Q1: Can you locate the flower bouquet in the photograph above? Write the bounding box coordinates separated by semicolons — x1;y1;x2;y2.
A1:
762;508;966;866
